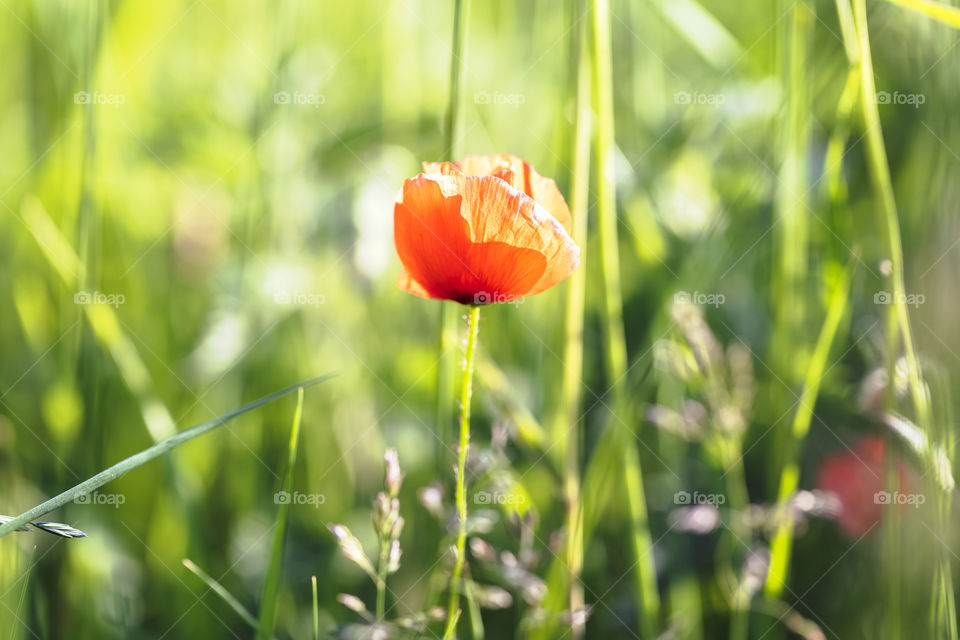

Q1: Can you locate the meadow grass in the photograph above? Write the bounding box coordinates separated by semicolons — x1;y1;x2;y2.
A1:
3;0;960;638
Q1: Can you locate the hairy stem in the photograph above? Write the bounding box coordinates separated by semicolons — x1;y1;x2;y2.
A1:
444;305;481;640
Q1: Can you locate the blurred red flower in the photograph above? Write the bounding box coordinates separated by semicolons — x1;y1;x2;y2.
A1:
816;435;915;538
394;155;579;305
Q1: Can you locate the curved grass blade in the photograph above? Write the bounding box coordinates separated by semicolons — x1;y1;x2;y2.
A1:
0;375;333;538
883;0;960;29
256;387;305;640
13;546;36;640
765;259;854;597
182;559;274;637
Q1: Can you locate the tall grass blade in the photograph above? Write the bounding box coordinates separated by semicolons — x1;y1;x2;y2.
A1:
883;0;960;29
558;0;592;635
182;558;266;635
591;0;660;634
847;0;932;432
765;259;854;597
769;2;813;507
0;376;332;538
842;0;951;629
256;387;306;640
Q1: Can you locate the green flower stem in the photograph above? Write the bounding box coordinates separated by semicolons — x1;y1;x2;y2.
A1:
444;305;480;640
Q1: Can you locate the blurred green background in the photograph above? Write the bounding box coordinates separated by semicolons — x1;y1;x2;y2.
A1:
2;0;960;638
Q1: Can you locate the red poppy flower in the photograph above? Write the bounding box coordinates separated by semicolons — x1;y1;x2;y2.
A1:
394;155;579;305
816;435;915;538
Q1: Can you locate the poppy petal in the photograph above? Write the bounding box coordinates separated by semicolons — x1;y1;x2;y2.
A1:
394;173;578;303
457;174;579;298
396;268;432;299
424;154;573;234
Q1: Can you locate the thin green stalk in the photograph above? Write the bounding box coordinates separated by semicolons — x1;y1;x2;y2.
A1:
312;576;320;640
722;439;751;640
376;537;389;619
444;305;480;640
769;1;812;497
777;2;811;343
0;376;332;538
464;579;485;640
850;0;932;434
256;387;305;640
436;0;472;467
183;559;263;634
529;22;593;625
846;2;945;630
765;261;853;597
76;0;102;470
883;447;903;640
446;0;470;163
559;3;592;635
591;0;660;635
822;68;860;208
929;369;958;639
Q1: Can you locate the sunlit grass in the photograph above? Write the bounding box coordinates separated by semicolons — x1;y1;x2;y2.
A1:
3;0;959;638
